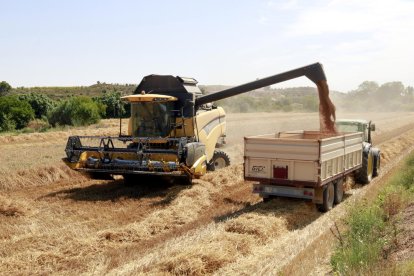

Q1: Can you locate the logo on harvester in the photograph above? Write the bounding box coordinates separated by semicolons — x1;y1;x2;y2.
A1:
252;165;265;173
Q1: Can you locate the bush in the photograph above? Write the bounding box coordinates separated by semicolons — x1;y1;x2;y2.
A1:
0;95;35;131
93;91;130;118
0;113;16;132
0;81;12;96
19;93;55;119
48;96;105;126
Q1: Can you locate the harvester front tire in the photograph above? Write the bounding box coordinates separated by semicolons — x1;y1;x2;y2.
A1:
207;151;230;171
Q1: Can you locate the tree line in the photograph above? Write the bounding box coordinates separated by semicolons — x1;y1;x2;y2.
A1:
0;81;130;133
338;81;414;111
1;80;413;133
213;81;414;113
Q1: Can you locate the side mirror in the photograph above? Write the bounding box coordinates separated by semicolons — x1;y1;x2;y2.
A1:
370;124;376;131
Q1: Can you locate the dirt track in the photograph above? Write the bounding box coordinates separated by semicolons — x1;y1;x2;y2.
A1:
1;112;414;275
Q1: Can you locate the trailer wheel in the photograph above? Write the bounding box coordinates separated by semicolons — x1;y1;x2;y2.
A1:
318;182;334;212
207;150;230;171
334;178;344;204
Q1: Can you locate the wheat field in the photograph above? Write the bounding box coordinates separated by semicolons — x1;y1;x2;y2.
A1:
1;112;414;275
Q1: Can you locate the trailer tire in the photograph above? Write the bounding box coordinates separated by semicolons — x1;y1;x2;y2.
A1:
356;150;374;184
207;150;230;171
334;178;344;204
317;182;334;212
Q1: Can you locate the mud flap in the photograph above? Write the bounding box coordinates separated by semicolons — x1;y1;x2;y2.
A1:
313;186;324;204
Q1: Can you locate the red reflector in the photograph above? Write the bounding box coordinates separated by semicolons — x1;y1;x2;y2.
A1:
274;166;288;179
304;191;313;196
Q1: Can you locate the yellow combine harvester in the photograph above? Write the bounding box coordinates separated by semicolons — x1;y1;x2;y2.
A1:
63;63;327;184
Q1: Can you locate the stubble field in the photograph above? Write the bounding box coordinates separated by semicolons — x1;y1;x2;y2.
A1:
1;111;414;275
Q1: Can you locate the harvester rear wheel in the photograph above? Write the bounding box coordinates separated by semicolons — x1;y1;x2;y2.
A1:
207;150;230;171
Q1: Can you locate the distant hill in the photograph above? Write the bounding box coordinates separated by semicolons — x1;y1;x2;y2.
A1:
11;83;137;100
9;82;346;113
8;79;414;113
199;85;345;113
11;83;345;100
200;84;343;96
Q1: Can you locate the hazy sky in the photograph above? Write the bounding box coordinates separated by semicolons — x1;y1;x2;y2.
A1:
1;0;414;92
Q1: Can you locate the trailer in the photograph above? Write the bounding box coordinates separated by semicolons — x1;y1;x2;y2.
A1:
244;130;364;212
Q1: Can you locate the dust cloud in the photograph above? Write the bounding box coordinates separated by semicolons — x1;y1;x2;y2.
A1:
317;80;337;133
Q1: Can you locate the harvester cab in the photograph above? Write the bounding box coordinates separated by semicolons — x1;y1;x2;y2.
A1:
63;62;329;184
122;93;178;138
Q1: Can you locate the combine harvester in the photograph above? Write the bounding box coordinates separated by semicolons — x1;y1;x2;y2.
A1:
63;62;379;200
